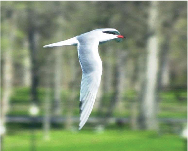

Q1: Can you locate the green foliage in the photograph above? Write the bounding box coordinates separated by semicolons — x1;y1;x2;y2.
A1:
10;87;46;103
8;87;187;118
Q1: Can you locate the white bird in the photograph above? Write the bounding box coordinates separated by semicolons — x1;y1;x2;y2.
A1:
43;28;125;130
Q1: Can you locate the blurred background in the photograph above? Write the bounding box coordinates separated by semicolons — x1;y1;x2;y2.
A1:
1;1;187;151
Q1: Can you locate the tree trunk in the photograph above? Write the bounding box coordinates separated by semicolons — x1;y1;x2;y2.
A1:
1;10;16;133
22;39;31;87
2;37;13;122
138;1;159;130
27;8;39;106
1;11;16;151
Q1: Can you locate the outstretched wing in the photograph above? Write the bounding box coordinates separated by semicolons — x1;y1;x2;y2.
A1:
79;70;101;130
78;43;102;130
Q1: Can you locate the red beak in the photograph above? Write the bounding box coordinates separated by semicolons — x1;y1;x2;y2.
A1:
117;35;125;38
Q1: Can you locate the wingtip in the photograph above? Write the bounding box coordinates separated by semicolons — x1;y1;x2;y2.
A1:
79;121;84;130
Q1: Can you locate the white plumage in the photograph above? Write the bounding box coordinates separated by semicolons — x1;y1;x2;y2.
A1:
43;28;125;130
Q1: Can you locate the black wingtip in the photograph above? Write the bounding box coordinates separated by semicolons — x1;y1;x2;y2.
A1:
79;101;82;114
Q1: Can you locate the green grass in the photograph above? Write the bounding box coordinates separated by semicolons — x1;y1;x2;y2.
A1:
3;87;186;150
4;130;186;151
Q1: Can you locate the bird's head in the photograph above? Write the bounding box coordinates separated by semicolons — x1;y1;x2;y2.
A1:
98;28;125;44
75;28;125;45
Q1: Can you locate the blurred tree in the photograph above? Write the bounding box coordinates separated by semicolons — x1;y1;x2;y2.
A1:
168;2;187;86
1;3;17;149
22;39;31;87
158;2;187;89
104;49;127;125
1;3;16;129
25;1;65;106
138;1;159;130
52;16;65;116
27;5;40;106
131;53;146;130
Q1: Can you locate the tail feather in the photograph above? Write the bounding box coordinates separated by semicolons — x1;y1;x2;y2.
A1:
43;37;78;48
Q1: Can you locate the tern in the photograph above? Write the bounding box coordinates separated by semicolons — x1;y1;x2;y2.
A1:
43;28;125;130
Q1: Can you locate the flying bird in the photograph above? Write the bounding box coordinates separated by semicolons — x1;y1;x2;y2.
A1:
43;28;125;130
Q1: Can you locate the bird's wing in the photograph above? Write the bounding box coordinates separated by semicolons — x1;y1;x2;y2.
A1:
79;70;101;130
78;44;102;130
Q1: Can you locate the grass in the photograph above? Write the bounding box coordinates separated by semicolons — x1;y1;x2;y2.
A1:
4;129;186;151
3;87;186;150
